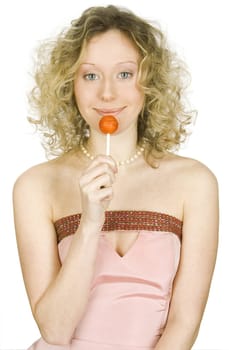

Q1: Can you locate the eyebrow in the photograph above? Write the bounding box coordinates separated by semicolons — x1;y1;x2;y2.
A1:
80;61;138;67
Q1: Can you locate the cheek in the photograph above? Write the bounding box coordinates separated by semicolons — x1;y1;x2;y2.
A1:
73;82;81;104
74;84;91;111
127;84;144;104
132;89;145;111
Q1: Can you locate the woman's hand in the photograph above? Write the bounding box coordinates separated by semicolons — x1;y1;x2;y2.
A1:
79;155;117;229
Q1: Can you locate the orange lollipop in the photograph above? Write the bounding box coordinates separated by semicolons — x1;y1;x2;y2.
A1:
99;115;118;155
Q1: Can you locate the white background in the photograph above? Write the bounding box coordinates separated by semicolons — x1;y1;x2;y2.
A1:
0;0;228;349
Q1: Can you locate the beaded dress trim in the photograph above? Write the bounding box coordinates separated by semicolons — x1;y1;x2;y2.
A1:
54;211;182;244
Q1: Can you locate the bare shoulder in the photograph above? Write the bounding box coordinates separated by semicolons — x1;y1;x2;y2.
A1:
13;151;85;221
13;160;55;197
164;153;218;190
12;161;56;224
163;153;219;224
13;151;82;195
159;153;219;218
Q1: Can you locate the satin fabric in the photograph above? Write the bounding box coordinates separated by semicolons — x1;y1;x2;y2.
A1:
28;228;181;349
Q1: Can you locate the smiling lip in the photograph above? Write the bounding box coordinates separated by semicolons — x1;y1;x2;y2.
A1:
95;107;125;116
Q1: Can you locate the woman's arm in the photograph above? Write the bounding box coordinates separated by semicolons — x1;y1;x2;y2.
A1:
13;156;117;346
155;161;219;350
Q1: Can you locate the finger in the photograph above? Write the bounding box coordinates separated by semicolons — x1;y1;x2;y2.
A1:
96;186;113;202
86;155;117;173
80;163;116;188
81;183;113;204
85;172;114;192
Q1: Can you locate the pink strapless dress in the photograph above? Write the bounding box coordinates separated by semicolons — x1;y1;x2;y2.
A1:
28;211;182;350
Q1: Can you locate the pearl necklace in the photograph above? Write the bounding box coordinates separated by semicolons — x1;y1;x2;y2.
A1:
80;143;145;166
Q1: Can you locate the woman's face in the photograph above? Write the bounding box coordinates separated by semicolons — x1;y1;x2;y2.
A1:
74;29;144;135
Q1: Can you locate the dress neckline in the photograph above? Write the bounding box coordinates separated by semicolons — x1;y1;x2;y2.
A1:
54;210;183;244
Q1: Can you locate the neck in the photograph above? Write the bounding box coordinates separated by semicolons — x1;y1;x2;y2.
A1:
85;126;139;163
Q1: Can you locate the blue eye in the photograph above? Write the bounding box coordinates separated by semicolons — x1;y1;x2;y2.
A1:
118;72;133;79
84;73;98;81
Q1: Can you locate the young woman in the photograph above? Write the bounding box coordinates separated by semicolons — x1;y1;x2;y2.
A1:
13;5;219;349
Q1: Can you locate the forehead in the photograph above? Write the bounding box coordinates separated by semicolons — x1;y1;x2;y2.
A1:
81;30;140;63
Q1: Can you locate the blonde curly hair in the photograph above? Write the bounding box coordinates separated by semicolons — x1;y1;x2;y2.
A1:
29;5;196;163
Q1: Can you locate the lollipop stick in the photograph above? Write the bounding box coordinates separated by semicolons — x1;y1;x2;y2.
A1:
106;133;110;156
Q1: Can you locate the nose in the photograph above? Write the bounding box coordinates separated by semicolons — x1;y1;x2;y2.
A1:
99;78;116;102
